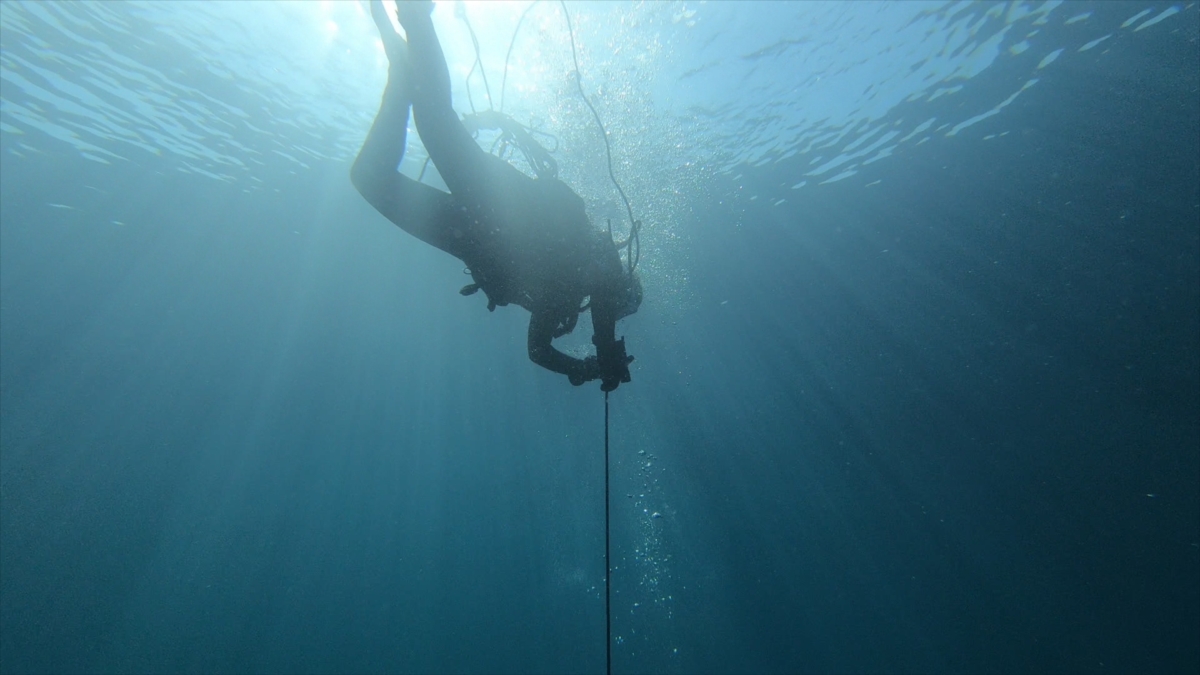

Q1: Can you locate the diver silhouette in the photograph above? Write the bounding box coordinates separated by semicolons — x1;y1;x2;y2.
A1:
351;0;638;392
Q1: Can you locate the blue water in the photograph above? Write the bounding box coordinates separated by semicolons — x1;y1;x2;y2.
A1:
1;2;1197;673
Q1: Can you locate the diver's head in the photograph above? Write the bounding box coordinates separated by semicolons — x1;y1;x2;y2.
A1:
617;271;643;320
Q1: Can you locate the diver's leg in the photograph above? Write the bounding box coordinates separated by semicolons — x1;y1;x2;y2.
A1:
351;0;413;191
352;1;475;260
396;1;492;200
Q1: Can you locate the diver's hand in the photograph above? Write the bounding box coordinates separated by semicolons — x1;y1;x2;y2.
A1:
371;1;408;67
596;338;634;392
569;356;600;386
600;354;633;392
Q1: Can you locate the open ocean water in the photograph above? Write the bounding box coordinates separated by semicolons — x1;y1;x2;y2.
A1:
0;1;1197;673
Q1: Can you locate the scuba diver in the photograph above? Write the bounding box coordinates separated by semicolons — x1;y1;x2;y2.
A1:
351;0;639;392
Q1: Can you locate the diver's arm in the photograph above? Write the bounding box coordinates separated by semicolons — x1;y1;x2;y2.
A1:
590;265;633;392
590;294;618;350
529;311;598;384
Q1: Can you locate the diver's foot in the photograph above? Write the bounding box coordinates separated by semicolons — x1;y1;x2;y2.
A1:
370;0;409;68
395;0;435;30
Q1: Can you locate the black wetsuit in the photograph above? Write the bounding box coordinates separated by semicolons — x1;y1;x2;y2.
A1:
351;4;631;389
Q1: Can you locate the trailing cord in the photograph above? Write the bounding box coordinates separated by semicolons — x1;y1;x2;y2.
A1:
558;0;641;275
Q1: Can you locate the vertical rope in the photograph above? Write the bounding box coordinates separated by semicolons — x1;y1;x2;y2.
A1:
604;390;612;675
